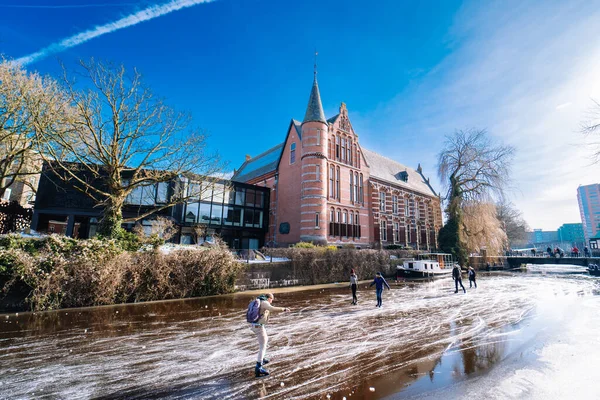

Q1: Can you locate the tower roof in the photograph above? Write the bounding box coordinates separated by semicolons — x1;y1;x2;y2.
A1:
302;77;326;124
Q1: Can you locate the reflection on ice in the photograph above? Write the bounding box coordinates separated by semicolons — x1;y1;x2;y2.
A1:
0;273;599;399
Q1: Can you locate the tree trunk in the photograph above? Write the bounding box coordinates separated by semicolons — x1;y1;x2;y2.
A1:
98;197;125;238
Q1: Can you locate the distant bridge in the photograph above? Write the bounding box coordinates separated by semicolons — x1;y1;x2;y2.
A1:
504;256;600;268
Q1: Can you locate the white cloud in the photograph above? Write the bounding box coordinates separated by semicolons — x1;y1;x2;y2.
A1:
556;102;572;110
14;0;214;66
355;0;600;230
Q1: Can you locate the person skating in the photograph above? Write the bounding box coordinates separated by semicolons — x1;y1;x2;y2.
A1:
468;267;477;288
248;293;290;378
584;246;590;258
350;269;359;305
369;272;391;307
452;265;466;293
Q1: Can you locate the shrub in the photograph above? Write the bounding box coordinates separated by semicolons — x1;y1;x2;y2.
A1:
293;242;316;249
0;235;243;311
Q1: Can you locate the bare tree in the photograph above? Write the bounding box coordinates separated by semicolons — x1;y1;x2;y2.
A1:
580;99;600;163
36;59;223;238
437;129;515;263
496;200;530;248
0;57;69;199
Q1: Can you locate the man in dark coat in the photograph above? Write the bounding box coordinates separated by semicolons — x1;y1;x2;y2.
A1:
452;265;466;293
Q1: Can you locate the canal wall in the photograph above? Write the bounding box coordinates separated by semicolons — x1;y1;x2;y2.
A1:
236;248;397;290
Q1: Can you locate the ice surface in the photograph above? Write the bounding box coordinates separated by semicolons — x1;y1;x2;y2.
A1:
0;273;599;399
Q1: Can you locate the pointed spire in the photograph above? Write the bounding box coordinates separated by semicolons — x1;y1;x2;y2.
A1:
303;52;326;124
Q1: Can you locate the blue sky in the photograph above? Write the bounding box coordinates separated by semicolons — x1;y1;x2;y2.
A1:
2;0;600;230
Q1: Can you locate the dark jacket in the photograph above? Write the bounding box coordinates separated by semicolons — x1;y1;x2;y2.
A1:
452;266;462;280
370;276;390;290
468;269;476;280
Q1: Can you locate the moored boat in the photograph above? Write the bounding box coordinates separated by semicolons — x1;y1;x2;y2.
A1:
397;253;455;279
588;264;600;276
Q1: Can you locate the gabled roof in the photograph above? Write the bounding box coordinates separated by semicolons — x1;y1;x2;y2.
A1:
232;143;284;183
303;77;326;124
232;120;302;183
327;114;339;124
362;148;438;197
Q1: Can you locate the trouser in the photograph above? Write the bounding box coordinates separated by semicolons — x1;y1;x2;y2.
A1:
455;278;465;292
376;288;383;306
250;324;268;363
469;277;477;288
351;284;358;303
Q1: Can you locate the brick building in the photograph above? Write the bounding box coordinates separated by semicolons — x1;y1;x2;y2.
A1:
233;73;442;249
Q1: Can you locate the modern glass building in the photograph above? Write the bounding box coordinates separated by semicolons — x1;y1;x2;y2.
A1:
577;184;600;245
174;180;270;249
557;223;585;247
31;163;270;250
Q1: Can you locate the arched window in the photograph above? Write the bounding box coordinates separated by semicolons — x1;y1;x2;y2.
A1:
346;141;351;164
343;210;348;223
381;220;387;241
328;139;332;159
337;208;341;223
359;174;364;203
330;207;335;222
379;191;386;211
329;165;335;198
316;129;321;145
354;172;359;201
335;136;340;160
290;142;296;164
349;171;354;202
336;166;341;200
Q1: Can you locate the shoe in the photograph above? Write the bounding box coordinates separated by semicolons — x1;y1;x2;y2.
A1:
454;290;458;293
255;362;269;378
262;358;269;365
463;289;466;293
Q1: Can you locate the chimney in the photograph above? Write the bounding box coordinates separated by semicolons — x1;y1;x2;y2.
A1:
245;155;252;162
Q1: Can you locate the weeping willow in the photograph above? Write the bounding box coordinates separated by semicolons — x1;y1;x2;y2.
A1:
461;202;507;256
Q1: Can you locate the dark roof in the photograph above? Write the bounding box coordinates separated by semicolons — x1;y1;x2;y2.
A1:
232;143;284;183
303;77;326;124
362;148;438;197
327;114;339;124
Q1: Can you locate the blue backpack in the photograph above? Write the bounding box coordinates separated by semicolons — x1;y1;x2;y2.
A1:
246;298;262;323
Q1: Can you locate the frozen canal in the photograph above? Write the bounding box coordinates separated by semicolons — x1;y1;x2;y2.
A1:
1;270;600;399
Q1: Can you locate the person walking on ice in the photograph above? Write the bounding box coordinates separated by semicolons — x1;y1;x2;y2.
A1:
369;272;391;308
246;293;290;378
468;267;477;288
350;269;359;305
453;264;466;293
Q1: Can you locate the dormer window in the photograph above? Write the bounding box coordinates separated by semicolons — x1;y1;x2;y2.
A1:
399;171;409;182
290;142;296;164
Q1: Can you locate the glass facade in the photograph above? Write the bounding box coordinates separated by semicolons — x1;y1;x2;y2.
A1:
178;180;270;249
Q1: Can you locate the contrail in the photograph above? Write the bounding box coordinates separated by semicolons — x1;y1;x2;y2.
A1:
0;3;139;8
15;0;215;66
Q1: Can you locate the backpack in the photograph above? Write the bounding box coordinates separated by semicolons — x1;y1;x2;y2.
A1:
246;298;262;323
